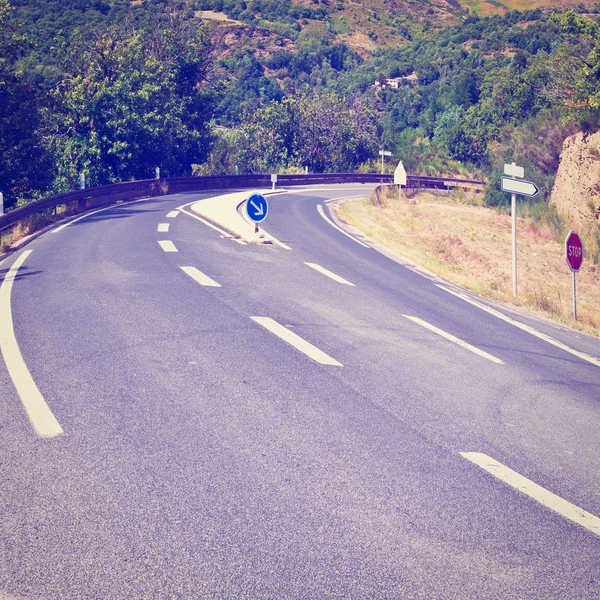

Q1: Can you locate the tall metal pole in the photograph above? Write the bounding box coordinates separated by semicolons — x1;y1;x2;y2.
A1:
572;271;577;321
512;192;517;296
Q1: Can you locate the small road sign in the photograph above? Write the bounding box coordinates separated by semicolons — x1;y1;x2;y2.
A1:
501;177;539;197
378;150;392;157
565;230;583;272
504;163;524;178
246;193;268;223
394;161;407;186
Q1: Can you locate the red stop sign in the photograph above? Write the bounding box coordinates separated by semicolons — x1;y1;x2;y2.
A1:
565;230;584;272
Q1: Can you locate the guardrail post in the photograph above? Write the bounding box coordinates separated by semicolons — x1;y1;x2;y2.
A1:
0;192;3;216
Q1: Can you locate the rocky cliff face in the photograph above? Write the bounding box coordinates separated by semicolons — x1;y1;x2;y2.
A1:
550;131;600;227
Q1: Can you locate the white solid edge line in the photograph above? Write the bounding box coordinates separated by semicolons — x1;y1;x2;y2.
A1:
437;284;600;368
273;187;372;195
0;251;63;438
251;317;343;366
158;240;178;253
305;262;355;286
180;266;221;287
177;204;247;245
52;198;146;233
157;223;170;233
166;211;180;218
403;314;504;364
324;194;369;204
460;452;600;537
317;204;370;248
265;235;291;251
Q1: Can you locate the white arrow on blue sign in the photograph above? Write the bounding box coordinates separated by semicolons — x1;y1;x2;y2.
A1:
246;193;268;223
501;177;539;197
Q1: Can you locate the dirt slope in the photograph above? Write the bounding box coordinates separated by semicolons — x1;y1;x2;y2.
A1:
550;131;600;228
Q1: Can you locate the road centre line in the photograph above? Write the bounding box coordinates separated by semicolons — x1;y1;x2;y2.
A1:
180;266;221;287
158;240;178;253
317;205;370;248
0;251;63;438
461;452;600;537
250;317;343;366
305;262;355;286
157;223;170;233
177;203;247;245
403;315;504;364
166;211;180;218
437;285;600;368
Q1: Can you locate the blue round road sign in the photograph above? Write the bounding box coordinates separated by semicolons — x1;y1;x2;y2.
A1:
246;193;268;223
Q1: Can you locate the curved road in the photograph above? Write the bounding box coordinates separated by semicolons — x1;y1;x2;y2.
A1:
1;185;599;599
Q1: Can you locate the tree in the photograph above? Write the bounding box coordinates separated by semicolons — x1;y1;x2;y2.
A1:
0;0;53;209
48;13;218;189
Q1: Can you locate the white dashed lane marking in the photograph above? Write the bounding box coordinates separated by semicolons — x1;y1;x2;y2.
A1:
158;240;178;253
180;266;221;287
158;223;170;233
251;317;343;367
305;263;355;286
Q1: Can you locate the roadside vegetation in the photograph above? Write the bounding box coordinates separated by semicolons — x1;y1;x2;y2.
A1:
338;188;600;336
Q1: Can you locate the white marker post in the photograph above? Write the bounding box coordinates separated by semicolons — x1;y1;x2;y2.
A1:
379;149;392;174
0;192;3;216
155;167;160;179
271;173;277;191
79;173;86;190
501;163;538;297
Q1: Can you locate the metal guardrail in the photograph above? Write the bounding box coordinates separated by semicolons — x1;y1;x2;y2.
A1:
0;173;485;240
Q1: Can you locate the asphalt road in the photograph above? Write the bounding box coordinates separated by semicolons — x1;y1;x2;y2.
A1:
1;185;599;599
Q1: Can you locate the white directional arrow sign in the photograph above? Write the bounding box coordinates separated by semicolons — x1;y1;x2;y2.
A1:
249;199;264;216
245;193;268;223
501;177;539;197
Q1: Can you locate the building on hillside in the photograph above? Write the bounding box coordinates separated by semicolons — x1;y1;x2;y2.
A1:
374;73;418;89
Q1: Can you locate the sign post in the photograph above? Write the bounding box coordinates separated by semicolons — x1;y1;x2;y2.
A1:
565;230;584;320
379;150;392;174
501;164;539;296
245;193;268;235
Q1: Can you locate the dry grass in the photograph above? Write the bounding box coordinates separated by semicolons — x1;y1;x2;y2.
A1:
0;202;78;255
337;189;600;337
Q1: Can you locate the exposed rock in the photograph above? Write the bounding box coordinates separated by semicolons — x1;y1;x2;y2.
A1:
550;131;600;227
